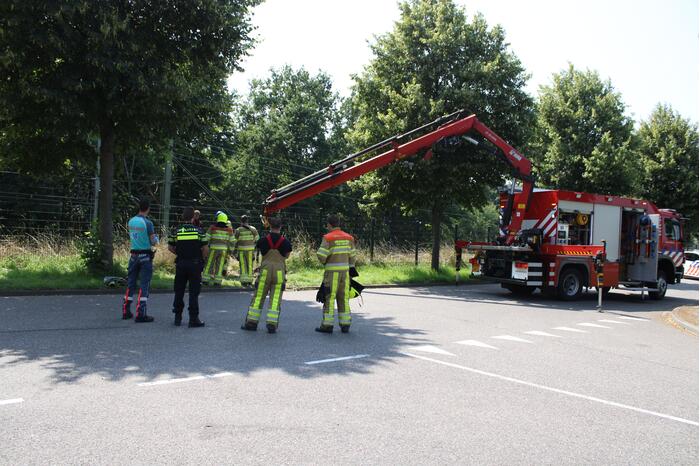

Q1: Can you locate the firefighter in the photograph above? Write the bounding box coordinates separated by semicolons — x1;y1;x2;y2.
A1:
234;215;259;286
241;217;292;333
192;209;202;228
122;198;158;323
315;214;356;334
168;207;208;327
202;211;234;286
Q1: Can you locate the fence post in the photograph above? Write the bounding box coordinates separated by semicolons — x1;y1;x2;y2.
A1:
162;140;173;234
370;218;375;262
92;138;101;224
414;220;420;266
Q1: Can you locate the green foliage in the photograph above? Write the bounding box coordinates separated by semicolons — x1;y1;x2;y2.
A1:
0;0;260;267
532;65;639;195
76;227;104;273
224;66;349;210
349;0;533;268
637;104;699;237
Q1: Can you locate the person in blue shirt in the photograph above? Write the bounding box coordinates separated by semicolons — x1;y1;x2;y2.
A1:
122;198;158;322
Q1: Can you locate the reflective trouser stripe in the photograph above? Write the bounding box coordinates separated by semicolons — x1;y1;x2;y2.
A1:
246;269;267;322
239;251;253;283
338;273;351;325
204;250;226;284
267;270;284;325
322;272;339;325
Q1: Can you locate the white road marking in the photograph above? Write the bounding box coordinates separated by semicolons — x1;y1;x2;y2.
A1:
304;354;370;365
598;319;630;325
0;398;24;406
492;335;534;344
617;316;648;321
553;326;589;333
523;331;561;338
138;372;234;387
455;340;499;350
578;323;611;329
411;345;455;356
401;352;699;427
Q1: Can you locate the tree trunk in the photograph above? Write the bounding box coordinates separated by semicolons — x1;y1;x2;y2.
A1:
98;120;116;271
431;204;442;271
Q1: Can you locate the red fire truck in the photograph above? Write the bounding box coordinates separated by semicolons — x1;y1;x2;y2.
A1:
262;110;685;301
462;189;685;300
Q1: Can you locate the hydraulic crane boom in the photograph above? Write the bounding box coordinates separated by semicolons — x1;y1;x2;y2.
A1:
263;110;534;244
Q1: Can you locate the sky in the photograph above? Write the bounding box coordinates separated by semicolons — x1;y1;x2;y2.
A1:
227;0;699;123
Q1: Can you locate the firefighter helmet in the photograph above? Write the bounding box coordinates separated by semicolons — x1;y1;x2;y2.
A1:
216;212;228;224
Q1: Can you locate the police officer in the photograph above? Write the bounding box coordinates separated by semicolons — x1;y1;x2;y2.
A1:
241;217;292;333
122;198;158;323
315;214;356;334
168;207;208;327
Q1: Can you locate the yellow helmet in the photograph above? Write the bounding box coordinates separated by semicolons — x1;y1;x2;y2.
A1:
216;212;228;224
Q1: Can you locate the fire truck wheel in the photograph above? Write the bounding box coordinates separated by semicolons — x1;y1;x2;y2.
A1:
557;268;583;301
505;284;536;296
649;270;668;300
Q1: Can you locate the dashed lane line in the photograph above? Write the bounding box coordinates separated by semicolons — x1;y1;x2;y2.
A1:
523;331;562;338
578;323;611;329
304;354;370;365
138;372;234;387
401;352;699;428
598;319;630;325
455;340;499;350
491;335;534;344
0;398;24;406
617;316;649;321
553;326;589;333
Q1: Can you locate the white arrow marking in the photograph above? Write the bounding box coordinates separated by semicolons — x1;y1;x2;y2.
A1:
411;345;455;356
523;330;562;338
455;340;499;350
553;326;589;333
491;335;534;343
578;323;611;329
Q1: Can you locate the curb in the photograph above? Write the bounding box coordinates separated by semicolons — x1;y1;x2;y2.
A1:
0;279;489;298
670;307;699;334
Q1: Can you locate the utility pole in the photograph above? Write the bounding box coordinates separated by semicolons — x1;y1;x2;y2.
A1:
92;138;101;224
163;140;173;233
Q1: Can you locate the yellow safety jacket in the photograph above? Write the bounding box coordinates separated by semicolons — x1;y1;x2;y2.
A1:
316;228;356;271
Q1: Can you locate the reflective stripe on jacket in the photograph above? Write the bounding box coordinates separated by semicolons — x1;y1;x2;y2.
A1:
205;225;234;251
317;228;356;271
235;225;259;251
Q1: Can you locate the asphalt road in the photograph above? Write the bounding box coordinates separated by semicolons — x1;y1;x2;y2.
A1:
1;280;697;465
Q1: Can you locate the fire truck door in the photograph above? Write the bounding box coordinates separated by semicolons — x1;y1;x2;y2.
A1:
628;214;659;283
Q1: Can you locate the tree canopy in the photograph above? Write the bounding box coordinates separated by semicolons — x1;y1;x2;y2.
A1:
637;104;699;238
349;0;534;269
0;0;258;269
531;65;638;195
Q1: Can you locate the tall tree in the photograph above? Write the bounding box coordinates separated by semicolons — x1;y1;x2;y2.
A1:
532;65;639;195
224;66;349;215
637;104;699;239
349;0;533;269
0;0;258;269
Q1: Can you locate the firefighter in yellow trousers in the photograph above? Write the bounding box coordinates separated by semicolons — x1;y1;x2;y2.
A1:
203;212;234;286
241;217;292;333
315;214;356;334
234;215;259;286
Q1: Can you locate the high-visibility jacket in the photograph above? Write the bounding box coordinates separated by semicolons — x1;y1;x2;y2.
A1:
205;223;234;252
316;228;356;271
234;225;259;252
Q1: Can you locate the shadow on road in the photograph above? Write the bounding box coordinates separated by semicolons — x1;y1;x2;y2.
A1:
368;280;698;314
0;291;429;385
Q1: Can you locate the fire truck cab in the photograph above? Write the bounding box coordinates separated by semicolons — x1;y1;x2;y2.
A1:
469;189;685;300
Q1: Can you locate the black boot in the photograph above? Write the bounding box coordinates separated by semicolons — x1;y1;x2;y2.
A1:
188;317;205;328
173;311;183;327
122;300;133;320
135;303;153;323
315;326;333;334
266;323;277;334
240;321;257;331
340;325;350;334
